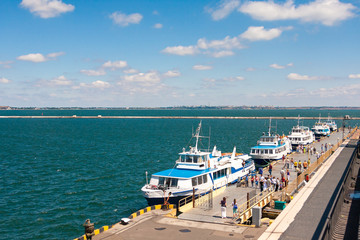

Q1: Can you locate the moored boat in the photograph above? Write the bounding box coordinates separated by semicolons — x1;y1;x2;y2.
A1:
250;118;292;167
325;115;337;131
141;121;255;205
287;115;315;149
312;115;330;137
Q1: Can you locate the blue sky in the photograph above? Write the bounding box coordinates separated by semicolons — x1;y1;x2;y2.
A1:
0;0;359;107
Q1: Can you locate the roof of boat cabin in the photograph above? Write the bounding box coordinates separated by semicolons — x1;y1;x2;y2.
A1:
152;168;213;179
251;143;286;149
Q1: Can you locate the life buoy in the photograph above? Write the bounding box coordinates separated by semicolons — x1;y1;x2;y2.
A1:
208;160;210;168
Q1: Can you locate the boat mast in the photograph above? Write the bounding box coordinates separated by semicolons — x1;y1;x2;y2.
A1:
194;121;202;152
268;117;272;136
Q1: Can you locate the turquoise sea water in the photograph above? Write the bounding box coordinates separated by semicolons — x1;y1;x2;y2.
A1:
1;110;359;239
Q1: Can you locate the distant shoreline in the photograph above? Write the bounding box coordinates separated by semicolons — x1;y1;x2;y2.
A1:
1;106;360;110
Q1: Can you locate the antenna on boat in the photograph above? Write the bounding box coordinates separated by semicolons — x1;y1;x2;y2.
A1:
145;171;148;184
208;126;211;152
297;115;300;127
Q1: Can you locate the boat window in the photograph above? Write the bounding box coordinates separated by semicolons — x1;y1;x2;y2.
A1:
180;156;185;162
203;175;207;183
269;150;273;154
261;150;264;154
159;177;165;185
265;149;268;154
192;178;197;186
186;156;192;163
171;178;178;187
198;176;203;185
193;156;198;163
165;178;171;187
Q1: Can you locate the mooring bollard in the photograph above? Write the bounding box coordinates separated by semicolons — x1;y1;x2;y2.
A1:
83;219;95;240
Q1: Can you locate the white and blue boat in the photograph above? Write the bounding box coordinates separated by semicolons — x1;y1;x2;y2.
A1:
325;115;337;131
312;115;330;137
250;118;292;167
287;115;315;148
141;122;255;206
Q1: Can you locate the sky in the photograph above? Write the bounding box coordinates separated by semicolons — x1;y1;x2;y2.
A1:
0;0;359;107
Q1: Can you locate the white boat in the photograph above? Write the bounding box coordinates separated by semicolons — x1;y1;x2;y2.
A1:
312;115;330;137
287;116;315;148
250;118;292;167
141;121;255;205
325;115;337;131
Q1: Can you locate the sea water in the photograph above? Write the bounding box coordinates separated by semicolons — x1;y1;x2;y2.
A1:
1;110;359;239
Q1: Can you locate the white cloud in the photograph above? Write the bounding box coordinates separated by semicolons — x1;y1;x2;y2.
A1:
162;45;199;56
102;60;128;70
122;71;161;86
211;50;235;58
246;67;256;72
46;52;65;58
79;80;110;89
287;73;319;81
80;69;106;76
123;68;139;74
193;65;213;70
238;0;356;26
91;80;110;88
270;63;293;69
110;12;143;26
153;23;163;29
349;74;360;79
206;0;240;21
162;26;288;57
17;52;65;62
0;77;10;83
20;0;74;19
241;26;291;41
163;70;181;78
197;36;243;50
50;75;71;86
17;53;47;62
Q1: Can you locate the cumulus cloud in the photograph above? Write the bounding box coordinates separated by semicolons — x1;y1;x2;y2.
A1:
206;0;240;21
193;65;213;70
122;71;161;86
238;0;356;26
79;80;110;89
240;26;292;41
349;74;360;79
102;60;128;70
17;52;65;62
20;0;74;18
110;12;143;26
197;36;243;50
287;73;320;81
153;23;163;29
50;75;71;86
17;53;47;62
162;45;199;56
163;70;181;78
162;26;287;57
80;69;106;76
0;77;10;83
270;63;293;69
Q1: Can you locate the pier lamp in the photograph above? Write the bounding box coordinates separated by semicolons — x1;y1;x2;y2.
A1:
83;219;95;240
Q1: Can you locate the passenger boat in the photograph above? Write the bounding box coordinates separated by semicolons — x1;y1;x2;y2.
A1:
325;115;337;131
312;115;330;137
141;121;255;206
250;118;292;167
287;116;315;148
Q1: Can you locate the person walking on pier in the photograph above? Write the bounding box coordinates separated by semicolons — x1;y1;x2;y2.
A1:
260;175;264;193
220;197;227;219
298;160;302;171
294;160;298;172
251;175;254;188
269;163;273;175
303;160;308;170
255;175;259;189
290;158;294;170
232;199;238;219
